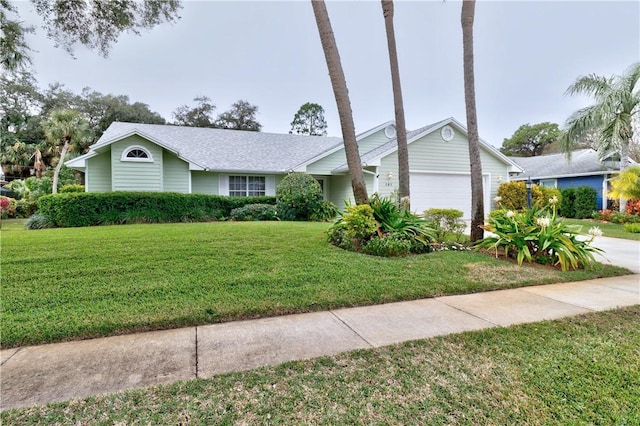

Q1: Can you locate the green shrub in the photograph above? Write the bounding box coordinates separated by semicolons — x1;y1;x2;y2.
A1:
276;172;323;221
559;188;576;218
363;232;413;257
341;204;379;241
476;203;602;271
574;186;597;219
328;196;435;257
623;223;640;233
423;208;465;242
37;192;276;227
24;213;56;230
496;181;543;210
59;184;85;193
230;204;278;221
310;200;339;222
610;212;640;224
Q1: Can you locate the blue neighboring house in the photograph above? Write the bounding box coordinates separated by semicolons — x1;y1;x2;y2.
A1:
509;149;634;210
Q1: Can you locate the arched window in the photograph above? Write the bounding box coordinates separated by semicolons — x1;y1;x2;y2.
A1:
121;146;153;162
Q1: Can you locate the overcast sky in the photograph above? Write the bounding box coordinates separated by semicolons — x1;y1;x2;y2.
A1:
15;0;640;147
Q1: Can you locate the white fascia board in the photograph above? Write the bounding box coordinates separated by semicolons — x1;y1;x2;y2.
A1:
290;121;394;172
207;168;288;175
355;120;395;140
290;143;345;172
511;170;618;180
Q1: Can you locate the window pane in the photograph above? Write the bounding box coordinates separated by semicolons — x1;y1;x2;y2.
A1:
248;176;265;196
229;176;247;196
126;149;148;158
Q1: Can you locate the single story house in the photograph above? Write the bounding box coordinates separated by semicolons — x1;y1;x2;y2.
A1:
510;149;632;209
66;117;523;219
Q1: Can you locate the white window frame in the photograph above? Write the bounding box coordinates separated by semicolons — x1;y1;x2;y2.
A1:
121;145;153;162
228;175;267;197
539;179;557;188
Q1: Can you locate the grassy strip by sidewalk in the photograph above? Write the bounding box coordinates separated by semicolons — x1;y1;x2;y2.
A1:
3;306;638;424
1;221;629;348
563;218;640;241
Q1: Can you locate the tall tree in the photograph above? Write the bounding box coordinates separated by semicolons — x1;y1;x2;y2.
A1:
461;0;484;242
562;62;640;211
214;100;262;131
381;0;409;206
562;63;640;170
172;96;217;128
311;0;368;205
0;1;33;72
500;122;562;157
41;109;89;193
290;102;328;136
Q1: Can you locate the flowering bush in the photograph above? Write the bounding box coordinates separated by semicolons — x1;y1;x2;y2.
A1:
592;209;614;221
476;200;602;271
625;199;640;216
0;196;17;219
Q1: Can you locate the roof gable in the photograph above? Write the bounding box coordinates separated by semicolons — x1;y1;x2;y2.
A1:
332;117;523;173
70;122;344;173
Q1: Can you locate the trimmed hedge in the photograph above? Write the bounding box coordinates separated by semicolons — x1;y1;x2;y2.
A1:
574;186;597;219
37;192;276;227
496;181;561;210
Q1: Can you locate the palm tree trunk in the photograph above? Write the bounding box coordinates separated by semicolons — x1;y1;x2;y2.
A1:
461;0;484;242
311;0;368;204
382;0;410;208
52;140;69;194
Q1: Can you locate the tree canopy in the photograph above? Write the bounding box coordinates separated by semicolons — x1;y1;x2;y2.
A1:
1;0;181;72
1;78;166;179
562;62;640;170
214;100;262;131
172;96;217;128
500;122;562;157
290;102;328;136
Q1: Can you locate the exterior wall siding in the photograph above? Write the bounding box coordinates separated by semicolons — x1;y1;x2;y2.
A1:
306;149;347;175
377;127;511;211
86;150;112;192
557;175;604;209
162;151;190;193
357;128;393;154
328;173;374;208
191;172;219;195
111;136;163;191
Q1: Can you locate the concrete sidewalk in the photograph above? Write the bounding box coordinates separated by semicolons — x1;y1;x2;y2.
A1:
1;274;638;411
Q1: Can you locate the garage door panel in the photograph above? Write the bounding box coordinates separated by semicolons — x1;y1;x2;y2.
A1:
410;173;487;220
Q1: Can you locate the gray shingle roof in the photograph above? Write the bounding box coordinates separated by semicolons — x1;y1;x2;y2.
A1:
510;149;621;179
95;122;344;172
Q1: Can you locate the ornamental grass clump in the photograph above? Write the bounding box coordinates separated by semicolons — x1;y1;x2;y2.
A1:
328;194;435;257
476;198;603;271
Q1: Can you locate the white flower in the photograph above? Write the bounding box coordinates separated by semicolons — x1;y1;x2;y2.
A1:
536;216;551;228
588;226;603;237
549;196;559;205
494;196;502;203
506;210;515;218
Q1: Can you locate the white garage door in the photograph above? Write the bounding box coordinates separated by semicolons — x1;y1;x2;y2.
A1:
410;173;488;219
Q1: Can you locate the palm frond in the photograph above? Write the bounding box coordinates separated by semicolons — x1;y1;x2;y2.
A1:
565;74;613;99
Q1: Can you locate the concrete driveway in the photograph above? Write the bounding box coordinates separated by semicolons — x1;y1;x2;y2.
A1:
590;235;640;273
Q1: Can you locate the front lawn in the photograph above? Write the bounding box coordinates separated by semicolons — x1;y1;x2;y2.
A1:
3;306;638;424
1;221;629;348
563;218;640;241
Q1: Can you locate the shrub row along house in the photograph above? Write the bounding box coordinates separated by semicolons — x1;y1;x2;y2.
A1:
66;117;523;219
510;149;636;210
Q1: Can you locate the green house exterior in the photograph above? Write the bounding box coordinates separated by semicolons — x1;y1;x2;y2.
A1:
67;118;522;219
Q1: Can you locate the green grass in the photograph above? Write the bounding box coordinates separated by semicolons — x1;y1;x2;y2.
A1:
563;218;640;240
3;306;638;424
1;221;629;348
